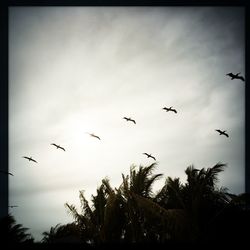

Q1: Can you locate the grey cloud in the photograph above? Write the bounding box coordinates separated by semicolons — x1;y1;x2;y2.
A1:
9;7;245;240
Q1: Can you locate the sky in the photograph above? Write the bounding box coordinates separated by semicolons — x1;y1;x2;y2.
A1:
8;7;245;241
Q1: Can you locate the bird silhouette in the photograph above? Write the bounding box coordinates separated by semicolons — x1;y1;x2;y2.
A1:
22;156;38;163
0;170;14;176
163;106;177;113
123;117;136;124
215;129;229;138
51;143;65;151
87;133;101;140
226;72;245;81
143;153;156;161
8;205;18;208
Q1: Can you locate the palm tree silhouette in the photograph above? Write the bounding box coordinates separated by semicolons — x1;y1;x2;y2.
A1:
0;214;34;244
66;163;162;244
64;162;243;244
66;179;123;244
42;223;81;243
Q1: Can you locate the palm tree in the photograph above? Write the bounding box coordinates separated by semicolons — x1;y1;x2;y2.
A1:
64;162;233;243
42;223;81;243
65;179;127;245
152;163;230;241
65;164;163;244
154;177;184;209
119;163;163;242
42;224;61;243
124;162;230;242
0;214;34;244
121;163;163;198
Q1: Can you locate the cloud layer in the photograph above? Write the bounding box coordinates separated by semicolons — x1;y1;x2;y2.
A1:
9;7;245;241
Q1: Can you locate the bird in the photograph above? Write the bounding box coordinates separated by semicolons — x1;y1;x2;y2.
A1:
22;156;38;163
162;106;177;113
226;72;245;81
8;205;18;208
215;129;229;138
123;117;136;124
87;133;101;140
51;143;65;151
0;170;14;176
143;153;156;161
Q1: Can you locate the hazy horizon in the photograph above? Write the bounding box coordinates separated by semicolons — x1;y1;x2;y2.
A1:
9;6;245;241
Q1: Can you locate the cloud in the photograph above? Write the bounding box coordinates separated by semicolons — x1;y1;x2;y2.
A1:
9;7;245;240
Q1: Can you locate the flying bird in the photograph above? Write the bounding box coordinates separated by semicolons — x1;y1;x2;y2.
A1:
226;72;245;81
22;156;38;163
215;129;229;138
87;133;101;140
51;143;65;151
162;106;177;113
143;153;156;161
123;117;136;124
0;170;14;176
8;205;18;208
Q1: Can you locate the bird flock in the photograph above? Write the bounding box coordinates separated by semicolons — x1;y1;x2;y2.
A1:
6;72;244;166
2;71;244;209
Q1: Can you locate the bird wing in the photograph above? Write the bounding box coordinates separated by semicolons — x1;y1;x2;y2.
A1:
59;146;66;151
91;134;100;140
227;73;233;77
31;158;38;163
151;156;156;161
215;129;221;133
6;171;14;176
0;170;13;176
23;156;29;160
239;76;245;81
143;153;149;157
131;119;136;124
173;109;177;113
51;143;58;147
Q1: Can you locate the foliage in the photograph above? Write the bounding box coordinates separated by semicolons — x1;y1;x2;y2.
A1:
0;214;34;244
42;223;81;243
62;162;245;245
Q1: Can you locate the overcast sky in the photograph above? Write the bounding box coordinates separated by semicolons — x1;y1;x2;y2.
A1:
8;7;245;241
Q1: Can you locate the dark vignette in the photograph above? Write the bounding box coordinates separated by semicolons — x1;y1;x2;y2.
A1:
0;0;249;249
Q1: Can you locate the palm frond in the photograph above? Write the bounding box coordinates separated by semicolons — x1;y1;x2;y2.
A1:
131;192;188;240
204;163;227;187
64;203;83;224
102;178;115;195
